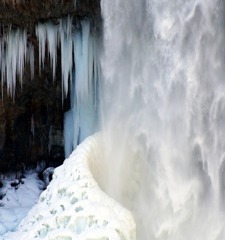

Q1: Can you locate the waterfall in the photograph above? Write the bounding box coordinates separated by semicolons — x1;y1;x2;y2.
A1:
100;0;225;239
1;0;225;239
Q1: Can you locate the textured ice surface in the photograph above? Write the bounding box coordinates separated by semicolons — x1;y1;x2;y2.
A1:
2;134;136;240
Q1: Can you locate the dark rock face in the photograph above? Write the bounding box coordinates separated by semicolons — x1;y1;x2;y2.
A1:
0;58;67;173
0;0;101;173
0;0;101;29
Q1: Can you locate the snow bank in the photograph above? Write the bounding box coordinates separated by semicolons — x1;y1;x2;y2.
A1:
2;134;136;240
0;172;45;236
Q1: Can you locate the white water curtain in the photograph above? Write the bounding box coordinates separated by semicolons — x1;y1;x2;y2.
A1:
100;0;225;239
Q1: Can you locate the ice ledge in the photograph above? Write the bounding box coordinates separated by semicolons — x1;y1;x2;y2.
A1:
2;134;136;240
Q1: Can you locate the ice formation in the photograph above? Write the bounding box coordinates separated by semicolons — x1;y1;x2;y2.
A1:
2;134;136;240
36;17;100;157
0;16;100;155
35;17;74;95
0;28;34;96
64;20;100;157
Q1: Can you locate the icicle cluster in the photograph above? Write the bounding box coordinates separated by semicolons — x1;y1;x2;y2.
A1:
64;20;101;157
0;16;101;156
0;28;34;96
36;17;101;156
36;17;73;96
0;16;100;96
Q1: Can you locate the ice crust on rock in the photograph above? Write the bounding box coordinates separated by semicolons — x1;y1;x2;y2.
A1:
2;134;136;240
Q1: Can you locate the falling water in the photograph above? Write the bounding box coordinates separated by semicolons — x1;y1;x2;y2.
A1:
1;0;225;239
100;0;225;239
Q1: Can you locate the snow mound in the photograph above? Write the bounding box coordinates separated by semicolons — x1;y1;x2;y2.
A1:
0;172;45;235
2;134;136;240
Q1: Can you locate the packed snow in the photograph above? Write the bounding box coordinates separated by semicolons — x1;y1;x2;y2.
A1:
0;171;45;236
1;134;136;240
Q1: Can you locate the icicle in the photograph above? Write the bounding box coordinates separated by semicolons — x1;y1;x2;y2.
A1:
17;30;27;86
3;29;27;96
45;22;58;80
36;16;74;92
64;19;101;156
59;16;73;97
74;21;91;103
36;22;58;79
36;23;47;71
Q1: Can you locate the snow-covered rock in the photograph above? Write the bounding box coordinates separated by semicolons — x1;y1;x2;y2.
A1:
2;134;136;240
42;167;55;187
0;172;45;236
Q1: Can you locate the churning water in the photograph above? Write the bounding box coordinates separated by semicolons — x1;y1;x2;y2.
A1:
100;0;225;239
